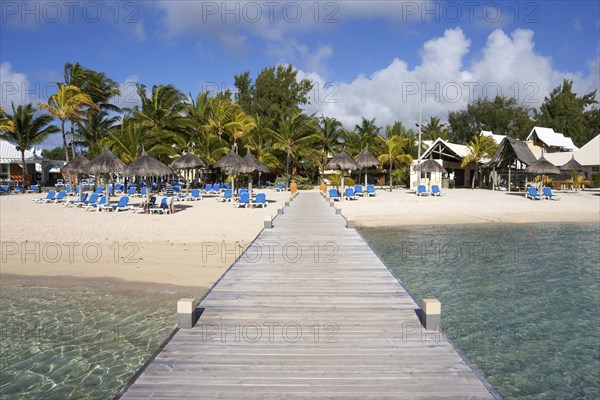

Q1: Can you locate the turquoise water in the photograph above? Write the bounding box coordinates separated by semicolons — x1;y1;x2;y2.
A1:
361;223;600;400
0;285;179;399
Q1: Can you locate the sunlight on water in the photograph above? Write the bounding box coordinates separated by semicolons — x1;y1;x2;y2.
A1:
361;223;600;400
0;285;179;399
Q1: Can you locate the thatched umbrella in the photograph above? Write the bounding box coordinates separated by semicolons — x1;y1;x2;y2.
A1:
418;157;447;191
326;151;361;191
560;155;585;172
170;153;206;196
85;147;126;201
215;147;243;193
524;155;560;188
61;155;89;201
126;149;172;212
355;147;381;186
239;151;270;192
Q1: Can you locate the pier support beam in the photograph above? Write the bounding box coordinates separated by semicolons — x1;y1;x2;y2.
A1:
264;215;273;229
346;215;355;229
421;299;441;330
177;298;198;329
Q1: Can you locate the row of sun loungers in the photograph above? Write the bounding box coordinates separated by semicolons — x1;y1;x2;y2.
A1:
416;185;445;196
526;187;560;200
329;185;377;201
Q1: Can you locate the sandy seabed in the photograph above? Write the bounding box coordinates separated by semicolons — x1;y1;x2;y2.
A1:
1;187;598;297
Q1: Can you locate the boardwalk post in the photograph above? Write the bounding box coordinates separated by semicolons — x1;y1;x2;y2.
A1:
421;299;441;330
264;214;273;229
346;214;355;229
277;205;284;215
177;298;198;329
334;205;341;214
329;199;334;207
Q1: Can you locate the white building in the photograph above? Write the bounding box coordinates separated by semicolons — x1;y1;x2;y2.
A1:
0;140;63;186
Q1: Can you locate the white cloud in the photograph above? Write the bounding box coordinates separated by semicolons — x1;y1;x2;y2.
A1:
112;75;142;110
0;62;31;108
300;27;600;131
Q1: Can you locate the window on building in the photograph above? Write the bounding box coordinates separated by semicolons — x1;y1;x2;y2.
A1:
0;164;9;181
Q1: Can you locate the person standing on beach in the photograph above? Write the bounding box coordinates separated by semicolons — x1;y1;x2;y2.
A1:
166;182;175;214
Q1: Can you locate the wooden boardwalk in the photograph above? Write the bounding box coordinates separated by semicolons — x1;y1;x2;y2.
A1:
119;192;498;399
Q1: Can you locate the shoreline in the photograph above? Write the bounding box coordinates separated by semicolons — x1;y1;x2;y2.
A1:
1;188;598;291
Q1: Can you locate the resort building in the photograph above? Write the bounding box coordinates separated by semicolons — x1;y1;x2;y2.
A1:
526;126;579;155
544;133;600;182
0;140;63;186
409;138;476;189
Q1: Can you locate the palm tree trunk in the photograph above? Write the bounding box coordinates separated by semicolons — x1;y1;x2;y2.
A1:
20;150;27;188
285;150;290;190
389;162;393;191
61;120;69;162
70;123;76;160
471;167;476;189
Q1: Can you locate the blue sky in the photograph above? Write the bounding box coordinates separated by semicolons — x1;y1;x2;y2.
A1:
1;1;599;148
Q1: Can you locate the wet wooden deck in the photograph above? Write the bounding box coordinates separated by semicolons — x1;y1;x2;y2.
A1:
118;191;498;399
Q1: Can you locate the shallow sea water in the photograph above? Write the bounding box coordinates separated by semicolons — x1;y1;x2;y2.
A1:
0;285;179;399
361;223;600;400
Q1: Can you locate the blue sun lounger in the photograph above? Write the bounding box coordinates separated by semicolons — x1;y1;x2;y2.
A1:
65;193;88;207
102;196;130;212
431;185;445;196
526;187;541;200
26;185;39;193
150;197;169;214
329;188;341;201
275;182;285;192
184;189;202;201
51;190;67;203
542;187;560;200
344;187;358;200
367;185;376;196
354;185;364;196
253;193;267;208
85;195;106;210
416;185;428;196
234;192;250;208
34;190;56;203
217;189;232;202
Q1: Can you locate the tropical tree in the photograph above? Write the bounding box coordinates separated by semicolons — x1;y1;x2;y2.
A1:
243;115;280;172
0;106;15;133
271;113;320;189
194;134;229;167
103;119;149;164
317;116;344;178
565;170;591;192
376;135;413;191
38;84;99;161
76;111;120;158
422;116;449;141
460;134;498;189
0;104;59;187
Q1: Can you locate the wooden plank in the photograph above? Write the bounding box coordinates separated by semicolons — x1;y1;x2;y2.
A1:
119;192;497;399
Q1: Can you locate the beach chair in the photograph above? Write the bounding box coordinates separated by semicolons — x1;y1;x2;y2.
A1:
56;179;64;187
222;183;229;190
275;182;285;191
354;185;364;197
253;193;267;208
210;184;220;195
95;186;104;194
102;196;130;212
51;190;67;203
127;186;137;196
150;197;169;214
81;193;98;207
114;184;124;194
202;184;213;194
13;185;24;194
526;187;541;200
542;187;560;201
34;190;55;203
329;188;341;201
234;192;250;208
431;185;445;196
65;193;88;207
185;189;202;201
367;185;376;197
0;185;9;195
217;189;233;202
416;185;428;196
25;184;39;193
344;187;358;200
264;181;271;188
84;195;105;210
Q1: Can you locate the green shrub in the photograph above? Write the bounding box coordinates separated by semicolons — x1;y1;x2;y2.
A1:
592;173;600;188
392;166;410;186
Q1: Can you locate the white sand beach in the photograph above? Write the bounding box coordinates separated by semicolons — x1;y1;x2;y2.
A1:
1;188;598;295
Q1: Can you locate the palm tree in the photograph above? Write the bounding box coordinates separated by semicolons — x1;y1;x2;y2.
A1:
203;98;255;151
317;116;344;179
271;113;320;189
76;111;119;158
565;170;591;192
194;133;229;167
0;106;15;133
422;116;449;141
38;84;99;161
103;119;148;164
0;104;59;187
344;117;381;156
460;134;498;189
376;135;413;191
244;116;280;172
